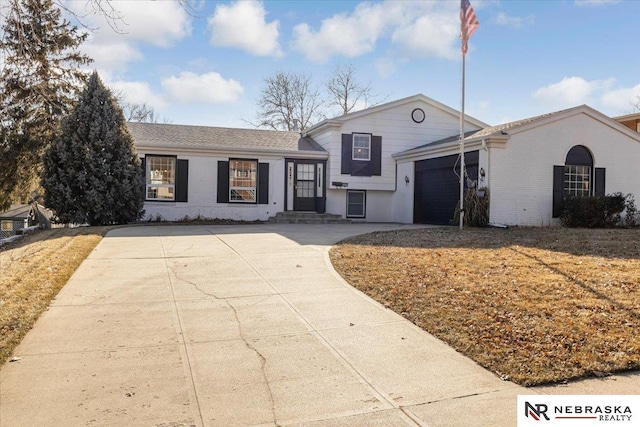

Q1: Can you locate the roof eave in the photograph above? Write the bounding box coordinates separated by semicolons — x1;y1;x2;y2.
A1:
392;135;508;162
135;144;328;159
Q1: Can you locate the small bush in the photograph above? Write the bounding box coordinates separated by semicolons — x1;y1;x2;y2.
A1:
560;193;626;228
452;187;490;227
623;194;638;228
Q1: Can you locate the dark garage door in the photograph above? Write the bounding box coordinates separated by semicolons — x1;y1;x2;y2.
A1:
414;151;479;225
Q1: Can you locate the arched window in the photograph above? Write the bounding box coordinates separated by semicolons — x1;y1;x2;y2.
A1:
564;145;593;197
553;146;605;218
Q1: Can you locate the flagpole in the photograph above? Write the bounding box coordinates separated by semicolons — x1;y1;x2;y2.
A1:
459;28;466;231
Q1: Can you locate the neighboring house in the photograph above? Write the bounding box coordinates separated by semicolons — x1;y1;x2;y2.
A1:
0;204;41;238
613;112;640;133
128;94;640;226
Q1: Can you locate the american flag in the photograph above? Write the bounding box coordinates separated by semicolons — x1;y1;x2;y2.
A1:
460;0;479;56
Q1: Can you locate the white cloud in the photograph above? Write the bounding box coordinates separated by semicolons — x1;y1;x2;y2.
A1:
601;84;640;111
292;1;461;63
161;72;244;104
208;0;282;57
493;12;534;28
108;80;167;109
532;76;615;108
292;2;390;62
82;41;143;73
532;76;640;114
391;10;459;60
64;1;191;73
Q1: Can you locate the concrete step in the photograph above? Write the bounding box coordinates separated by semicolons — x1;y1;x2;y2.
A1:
268;212;351;224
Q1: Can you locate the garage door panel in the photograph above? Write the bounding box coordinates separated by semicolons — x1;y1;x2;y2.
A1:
414;152;479;225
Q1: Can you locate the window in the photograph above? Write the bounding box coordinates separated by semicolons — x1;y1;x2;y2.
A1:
346;190;366;218
1;220;12;231
564;165;591;196
352;134;371;161
229;160;257;203
146;156;175;200
563;145;593;197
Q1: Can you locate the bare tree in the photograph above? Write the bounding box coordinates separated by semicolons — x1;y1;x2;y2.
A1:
633;95;640;112
326;64;386;116
254;72;325;132
122;102;158;123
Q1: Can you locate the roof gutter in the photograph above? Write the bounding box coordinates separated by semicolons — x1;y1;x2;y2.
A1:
392;135;508;162
135;144;329;159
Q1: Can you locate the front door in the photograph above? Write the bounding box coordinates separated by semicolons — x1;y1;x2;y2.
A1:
294;162;316;211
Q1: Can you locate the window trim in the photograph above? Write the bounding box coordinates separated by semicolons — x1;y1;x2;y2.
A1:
352;133;371;161
563;145;594;198
346;190;366;218
145;155;176;202
229;158;258;204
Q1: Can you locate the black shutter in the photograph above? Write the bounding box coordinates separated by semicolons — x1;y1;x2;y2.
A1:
341;134;352;174
595;168;606;196
371;135;382;176
553;165;564;218
217;161;229;203
258;162;269;205
176;159;189;202
140;157;147;199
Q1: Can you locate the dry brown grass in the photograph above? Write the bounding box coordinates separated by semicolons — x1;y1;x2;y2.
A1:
0;227;112;366
329;227;640;386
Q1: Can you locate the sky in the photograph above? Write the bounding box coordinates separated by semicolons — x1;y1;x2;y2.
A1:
61;0;640;129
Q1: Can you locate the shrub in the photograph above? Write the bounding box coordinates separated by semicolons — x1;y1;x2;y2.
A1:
560;193;626;228
452;187;490;227
623;194;638;228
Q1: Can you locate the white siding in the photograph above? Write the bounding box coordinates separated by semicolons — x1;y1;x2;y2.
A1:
312;100;481;192
140;152;285;222
325;189;394;222
392;162;414;223
489;113;640;226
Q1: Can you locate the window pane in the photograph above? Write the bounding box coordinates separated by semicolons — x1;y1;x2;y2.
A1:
296;181;314;198
564;165;591;197
297;164;314;180
352;134;371;160
229;160;257;202
146;156;176;201
347;191;365;217
147;157;175;185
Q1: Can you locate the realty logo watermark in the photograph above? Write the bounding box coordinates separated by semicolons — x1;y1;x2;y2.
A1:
518;395;638;426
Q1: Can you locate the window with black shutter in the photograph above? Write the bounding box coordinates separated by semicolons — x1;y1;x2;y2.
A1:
341;133;382;177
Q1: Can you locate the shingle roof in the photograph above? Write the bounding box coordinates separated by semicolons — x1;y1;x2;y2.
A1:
0;204;31;220
127;122;326;153
412;107;579;150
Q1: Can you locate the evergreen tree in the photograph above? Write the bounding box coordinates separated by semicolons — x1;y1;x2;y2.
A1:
43;71;144;226
0;0;91;210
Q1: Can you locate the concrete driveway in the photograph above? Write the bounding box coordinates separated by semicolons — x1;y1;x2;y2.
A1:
3;223;633;426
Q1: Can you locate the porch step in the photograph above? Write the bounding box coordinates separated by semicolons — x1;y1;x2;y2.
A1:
268;212;352;224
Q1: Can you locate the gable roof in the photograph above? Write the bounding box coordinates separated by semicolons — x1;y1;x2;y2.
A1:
395;105;640;159
304;93;489;135
0;204;32;220
127;122;326;153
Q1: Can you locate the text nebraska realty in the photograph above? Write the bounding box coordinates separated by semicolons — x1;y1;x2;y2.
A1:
526;402;633;422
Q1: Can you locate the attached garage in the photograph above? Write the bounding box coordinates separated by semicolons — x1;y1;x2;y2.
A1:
413;151;479;225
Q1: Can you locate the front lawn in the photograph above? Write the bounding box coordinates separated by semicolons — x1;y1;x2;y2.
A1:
329;227;640;386
0;227;112;367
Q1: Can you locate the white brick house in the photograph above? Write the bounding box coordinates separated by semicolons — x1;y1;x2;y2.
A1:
128;94;640;226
